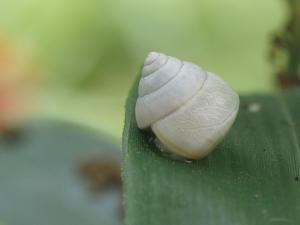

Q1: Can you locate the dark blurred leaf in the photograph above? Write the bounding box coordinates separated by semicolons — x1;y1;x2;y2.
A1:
0;120;122;225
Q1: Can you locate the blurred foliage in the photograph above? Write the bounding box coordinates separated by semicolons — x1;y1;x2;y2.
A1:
0;0;285;138
270;0;300;88
0;120;122;225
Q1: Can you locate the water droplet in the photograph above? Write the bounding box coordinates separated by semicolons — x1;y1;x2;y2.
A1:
247;102;261;113
184;159;193;164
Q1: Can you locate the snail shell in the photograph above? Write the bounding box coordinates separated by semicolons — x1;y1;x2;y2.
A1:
135;52;239;160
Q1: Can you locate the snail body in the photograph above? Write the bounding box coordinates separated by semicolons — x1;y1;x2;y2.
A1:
135;52;239;160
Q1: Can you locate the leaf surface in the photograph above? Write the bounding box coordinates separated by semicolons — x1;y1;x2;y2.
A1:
123;79;300;225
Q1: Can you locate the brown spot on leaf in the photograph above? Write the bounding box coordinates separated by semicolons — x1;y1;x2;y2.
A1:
78;157;121;193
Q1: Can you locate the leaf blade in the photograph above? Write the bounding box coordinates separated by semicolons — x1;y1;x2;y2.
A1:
122;79;300;225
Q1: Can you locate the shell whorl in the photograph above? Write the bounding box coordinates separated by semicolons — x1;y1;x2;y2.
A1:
136;52;207;129
139;53;183;96
135;52;240;159
151;71;239;159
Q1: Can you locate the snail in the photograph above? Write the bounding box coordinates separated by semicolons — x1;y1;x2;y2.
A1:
135;52;240;160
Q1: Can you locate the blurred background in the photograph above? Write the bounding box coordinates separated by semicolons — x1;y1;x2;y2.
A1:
0;0;292;224
0;0;285;139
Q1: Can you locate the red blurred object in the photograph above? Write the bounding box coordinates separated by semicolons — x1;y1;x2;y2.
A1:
0;34;38;133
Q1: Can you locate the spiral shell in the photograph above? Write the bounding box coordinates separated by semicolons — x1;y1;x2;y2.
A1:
135;52;239;160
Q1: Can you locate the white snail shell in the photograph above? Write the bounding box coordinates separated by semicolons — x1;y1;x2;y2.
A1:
135;52;239;160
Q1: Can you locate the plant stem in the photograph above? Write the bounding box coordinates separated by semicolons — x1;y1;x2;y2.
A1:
271;0;300;88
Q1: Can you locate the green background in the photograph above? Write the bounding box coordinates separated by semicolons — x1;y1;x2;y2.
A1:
0;0;285;139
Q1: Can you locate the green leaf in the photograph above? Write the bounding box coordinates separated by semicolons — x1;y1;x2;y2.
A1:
122;78;300;225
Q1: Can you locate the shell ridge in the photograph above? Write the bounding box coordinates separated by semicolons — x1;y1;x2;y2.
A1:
150;70;209;126
139;61;185;97
172;101;239;131
144;53;160;66
142;55;169;77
